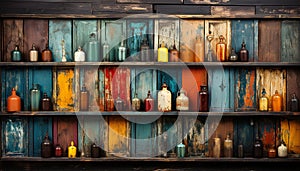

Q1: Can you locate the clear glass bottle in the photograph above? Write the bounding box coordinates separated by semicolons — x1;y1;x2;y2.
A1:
30;84;41;111
259;88;269;112
290;93;299;112
254;135;263;158
80;85;89;111
115;94;124;111
29;43;39;62
105;91;114;111
68;141;77;158
140;38;150;62
194;35;204;62
158;83;172;112
86;33;100;62
41;43;52;62
176;88;189;111
198;85;208;112
239;41;249;62
7;88;21;112
132;93;141;111
41;93;51;111
272;90;282;112
74;46;85;62
102;39;110;62
41;132;52;158
228;48;238;62
158;41;168;62
11;45;22;62
169;41;179;62
224;134;233;157
144;90;154;112
117;40;126;62
216;35;227;62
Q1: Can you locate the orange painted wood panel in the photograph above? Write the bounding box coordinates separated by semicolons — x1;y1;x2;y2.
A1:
281;119;300;154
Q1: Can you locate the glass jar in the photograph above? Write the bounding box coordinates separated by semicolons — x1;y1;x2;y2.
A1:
177;143;185;158
86;33;100;62
41;133;52;158
259;88;269;112
41;93;51;111
194;35;204;62
41;43;52;62
228;48;238;62
176;88;189;111
158;41;168;62
198;85;208;112
216;35;227;62
11;45;22;62
290;93;299;112
144;90;154;112
140;38;150;62
254;135;263;158
80;85;89;111
224;134;233;157
158;83;172;112
30;84;41;111
74;46;85;62
272;90;282;112
169;41;179;62
29;43;39;62
239;41;249;62
132;93;141;111
7;88;21;112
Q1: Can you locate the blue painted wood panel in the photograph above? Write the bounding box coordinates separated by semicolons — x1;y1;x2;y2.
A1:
163;116;182;156
281;20;300;62
231;20;258;62
49;19;72;62
98;69;105;111
2;117;28;156
126;19;154;61
234;118;254;157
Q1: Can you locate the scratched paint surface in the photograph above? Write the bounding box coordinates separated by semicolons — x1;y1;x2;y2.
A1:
234;118;254;157
281;20;300;62
281;119;300;154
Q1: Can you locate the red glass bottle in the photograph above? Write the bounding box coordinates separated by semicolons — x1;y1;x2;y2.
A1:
144;90;154;112
55;144;63;157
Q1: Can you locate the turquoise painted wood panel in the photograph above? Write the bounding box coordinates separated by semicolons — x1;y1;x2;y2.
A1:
281;20;300;62
163;116;182;156
28;117;52;157
49;19;72;62
98;68;105;111
234;118;254;157
234;68;257;111
231;20;258;62
73;19;99;61
208;68;234;112
101;20;126;62
126;19;154;61
2;117;28;156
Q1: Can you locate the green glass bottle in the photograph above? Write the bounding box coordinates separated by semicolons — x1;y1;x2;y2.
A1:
86;33;100;62
11;45;22;62
30;84;41;111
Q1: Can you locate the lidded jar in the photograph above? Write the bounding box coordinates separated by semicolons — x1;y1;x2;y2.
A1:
30;84;41;111
253;135;263;158
176;88;189;111
272;90;282;112
158;83;172;112
228;48;238;62
85;33;100;62
7;88;21;112
239;41;249;62
198;85;208;112
216;35;227;62
169;41;179;62
41;43;52;62
41;132;52;158
29;43;39;62
74;46;85;62
144;90;154;112
140;38;150;62
290;93;299;112
259;88;269;112
158;41;168;62
132;93;141;111
11;45;22;62
41;93;51;111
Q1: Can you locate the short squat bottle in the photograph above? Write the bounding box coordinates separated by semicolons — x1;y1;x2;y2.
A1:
216;35;227;62
91;143;100;158
29;43;39;62
74;46;85;62
176;88;189;111
268;145;276;158
11;45;22;62
30;84;41;111
239;41;249;62
55;144;63;157
144;90;154;112
158;41;168;62
158;83;172;112
80;85;89;111
254;135;263;158
278;142;288;158
132;93;141;111
41;133;52;158
169;41;179;62
41;43;52;62
290;93;299;112
272;90;282;112
228;48;238;62
259;88;269;112
115;94;124;111
140;38;150;62
198;85;208;112
68;141;77;158
41;93;51;111
7;88;21;112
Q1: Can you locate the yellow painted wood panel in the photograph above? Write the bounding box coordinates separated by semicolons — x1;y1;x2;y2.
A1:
281;119;300;154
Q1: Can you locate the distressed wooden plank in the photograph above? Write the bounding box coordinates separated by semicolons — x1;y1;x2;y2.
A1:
53;116;78;157
281;119;300;154
49;19;72;62
211;6;255;16
208;68;234;112
117;0;182;4
163;116;182;156
287;69;300;111
155;5;210;15
2;117;28;156
281;20;300;62
3;19;23;62
234;68;257;111
0;19;3;62
154;19;180;61
231;20;258;62
184;0;300;5
93;4;152;14
181;68;207;111
126;19;154;61
53;68;75;111
256;68;287;111
180;19;204;62
258;20;281;62
101;20;126;62
98;69;105;111
234;118;254;157
204;20;231;61
256;6;300;15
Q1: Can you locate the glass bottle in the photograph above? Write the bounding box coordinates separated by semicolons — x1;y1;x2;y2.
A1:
11;45;22;62
68;141;77;158
140;38;150;62
268;145;276;158
224;134;233;157
194;35;204;62
30;84;41;111
115;94;124;111
180;43;194;62
169;41;179;62
290;93;299;112
228;48;238;62
55;144;63;157
259;88;269;112
213;137;221;158
158;41;168;62
272;90;282;112
278;142;288;158
7;88;21;112
132;93;141;111
80;85;89;111
61;39;67;62
198;85;208;112
91;143;100;158
239;41;249;62
41;43;52;62
238;144;244;158
117;40;126;62
105;91;114;111
29;43;39;62
144;90;154;112
158;83;172;112
41;132;52;158
41;93;51;111
216;35;227;62
253;135;263;158
176;88;189;111
177;143;185;158
102;39;110;62
86;33;100;62
74;46;85;62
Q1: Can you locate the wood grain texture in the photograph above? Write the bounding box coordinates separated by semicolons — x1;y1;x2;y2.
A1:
117;0;183;4
281;119;300;154
287;69;300;111
211;6;255;16
256;6;300;15
98;69;105;111
258;20;281;62
184;0;300;5
155;5;210;15
281;20;300;62
234;118;254;157
93;3;152;14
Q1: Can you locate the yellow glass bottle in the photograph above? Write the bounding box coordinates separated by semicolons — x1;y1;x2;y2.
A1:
68;141;77;158
272;90;282;112
158;41;168;62
259;88;268;112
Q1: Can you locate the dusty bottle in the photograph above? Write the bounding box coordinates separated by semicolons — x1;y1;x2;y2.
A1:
132;93;141;111
55;144;63;157
216;35;227;62
158;83;172;112
169;41;179;62
278;143;287;158
30;84;41;111
224;134;233;157
41;133;52;158
29;43;39;62
290;93;299;112
177;143;185;158
80;85;89;111
259;88;269;112
228;48;238;62
268;145;276;158
7;88;21;112
213;137;221;158
115;94;124;111
253;135;263;158
272;90;282;112
158;41;168;62
198;85;208;112
105;91;114;111
86;33;100;62
180;43;194;62
68;141;77;158
11;45;22;62
102;39;110;62
194;35;204;62
176;88;189;111
117;40;126;62
140;38;150;62
239;41;249;62
41;43;52;62
41;93;51;111
74;46;85;62
91;143;100;158
144;90;154;112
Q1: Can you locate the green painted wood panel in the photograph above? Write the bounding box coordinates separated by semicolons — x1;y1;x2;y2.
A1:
281;20;300;62
49;19;72;62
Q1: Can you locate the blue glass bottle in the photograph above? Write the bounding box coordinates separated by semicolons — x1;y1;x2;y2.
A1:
11;45;22;62
30;84;41;111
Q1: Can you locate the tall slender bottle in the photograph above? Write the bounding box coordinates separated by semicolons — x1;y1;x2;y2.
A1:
132;93;141;111
117;40;126;62
254;135;263;158
198;85;208;112
80;85;89;111
41;43;52;62
158;83;172;112
102;39;110;62
140;38;150;62
144;90;154;112
272;90;282;112
224;134;233;157
105;91;114;111
216;35;227;62
7;88;21;112
194;35;204;62
41;132;52;158
30;84;41;111
29;43;39;62
239;41;249;62
213;137;221;158
158;41;168;62
290;93;299;112
11;45;22;62
259;88;269;112
86;33;100;62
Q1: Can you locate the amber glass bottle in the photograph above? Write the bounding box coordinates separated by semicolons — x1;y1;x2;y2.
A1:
198;85;208;112
169;41;179;62
41;93;51;111
216;35;227;62
194;35;204;62
180;43;194;62
41;43;52;62
144;90;154;112
80;85;89;111
132;93;141;111
224;134;233;157
7;88;21;112
41;133;52;158
259;88;269;112
272;90;282;112
239;41;249;62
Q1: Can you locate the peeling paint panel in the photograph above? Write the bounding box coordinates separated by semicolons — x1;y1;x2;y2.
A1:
234;118;254;157
281;20;300;62
281;119;300;154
